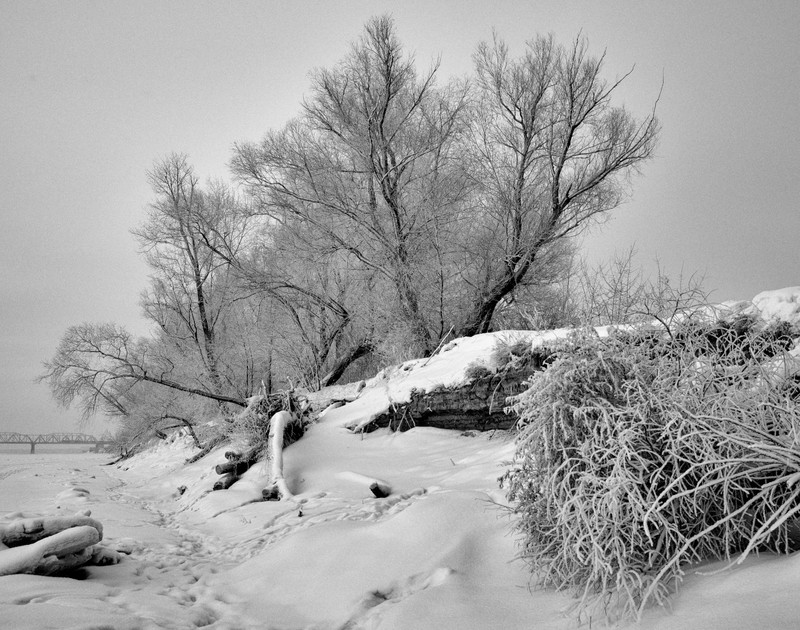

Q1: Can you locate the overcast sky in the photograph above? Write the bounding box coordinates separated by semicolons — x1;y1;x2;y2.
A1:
2;0;798;435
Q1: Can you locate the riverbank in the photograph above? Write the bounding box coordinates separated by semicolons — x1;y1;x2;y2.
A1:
3;425;800;629
5;314;800;628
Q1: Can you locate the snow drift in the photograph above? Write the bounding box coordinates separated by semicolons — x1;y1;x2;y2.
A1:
2;287;800;628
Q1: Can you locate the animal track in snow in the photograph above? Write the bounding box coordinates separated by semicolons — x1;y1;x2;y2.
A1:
229;487;430;561
345;566;456;629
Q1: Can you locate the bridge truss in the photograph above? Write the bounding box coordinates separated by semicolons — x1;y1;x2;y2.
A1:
0;432;114;453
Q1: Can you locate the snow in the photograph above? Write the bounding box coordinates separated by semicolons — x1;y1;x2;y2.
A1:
3;290;800;628
325;329;572;431
753;287;800;325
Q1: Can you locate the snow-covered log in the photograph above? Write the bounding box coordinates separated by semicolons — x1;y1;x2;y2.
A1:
1;514;103;547
212;472;239;491
215;460;249;476
262;410;295;500
0;524;101;576
335;471;392;498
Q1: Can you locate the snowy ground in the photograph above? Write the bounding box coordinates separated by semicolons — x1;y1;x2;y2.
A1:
3;288;800;629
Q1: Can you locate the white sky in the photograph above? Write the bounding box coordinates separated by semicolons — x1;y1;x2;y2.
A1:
1;0;798;434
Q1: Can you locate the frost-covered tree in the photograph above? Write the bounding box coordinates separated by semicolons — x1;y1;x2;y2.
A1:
456;34;660;336
133;154;241;396
44;19;664;438
233;19;659;352
232;16;469;356
40;323;247;411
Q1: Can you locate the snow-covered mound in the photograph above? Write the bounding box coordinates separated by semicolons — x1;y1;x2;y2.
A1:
321;286;800;433
695;286;800;327
323;329;571;431
753;286;800;325
7;412;800;629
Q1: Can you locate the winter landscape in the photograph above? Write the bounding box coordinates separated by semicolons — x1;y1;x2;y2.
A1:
3;2;800;629
3;287;800;629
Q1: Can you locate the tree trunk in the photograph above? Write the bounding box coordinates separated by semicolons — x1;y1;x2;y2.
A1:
262;411;295;500
185;434;227;464
319;340;375;388
141;373;246;408
458;255;535;337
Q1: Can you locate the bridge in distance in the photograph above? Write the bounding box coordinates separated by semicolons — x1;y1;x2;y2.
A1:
0;432;115;454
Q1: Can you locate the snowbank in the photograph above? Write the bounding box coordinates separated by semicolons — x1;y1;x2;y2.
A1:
324;329;571;431
3;288;800;628
753;286;800;325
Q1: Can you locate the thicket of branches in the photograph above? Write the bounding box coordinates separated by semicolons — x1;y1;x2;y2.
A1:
41;16;659;448
506;315;800;622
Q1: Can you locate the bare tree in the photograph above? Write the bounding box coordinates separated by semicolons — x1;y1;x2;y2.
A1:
232;16;469;356
456;34;660;336
134;154;240;396
40;323;247;414
44;23;665;440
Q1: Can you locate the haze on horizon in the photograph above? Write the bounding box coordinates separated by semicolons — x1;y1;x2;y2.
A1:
1;0;798;435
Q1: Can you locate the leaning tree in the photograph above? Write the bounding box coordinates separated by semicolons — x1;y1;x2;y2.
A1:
456;33;660;336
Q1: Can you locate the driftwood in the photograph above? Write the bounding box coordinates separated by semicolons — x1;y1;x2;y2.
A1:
0;512;119;577
211;445;263;490
215;446;262;475
1;515;103;547
212;472;239;491
335;471;392;498
262;411;298;501
215;460;251;476
0;526;100;576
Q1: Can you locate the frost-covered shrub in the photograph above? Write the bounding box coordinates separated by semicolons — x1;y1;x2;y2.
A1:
506;325;800;622
489;336;555;374
675;314;798;362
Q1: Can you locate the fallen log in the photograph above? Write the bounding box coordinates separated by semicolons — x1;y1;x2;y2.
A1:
215;460;251;476
335;471;392;498
212;472;239;491
1;515;103;547
215;445;263;475
0;525;101;577
262;411;296;501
